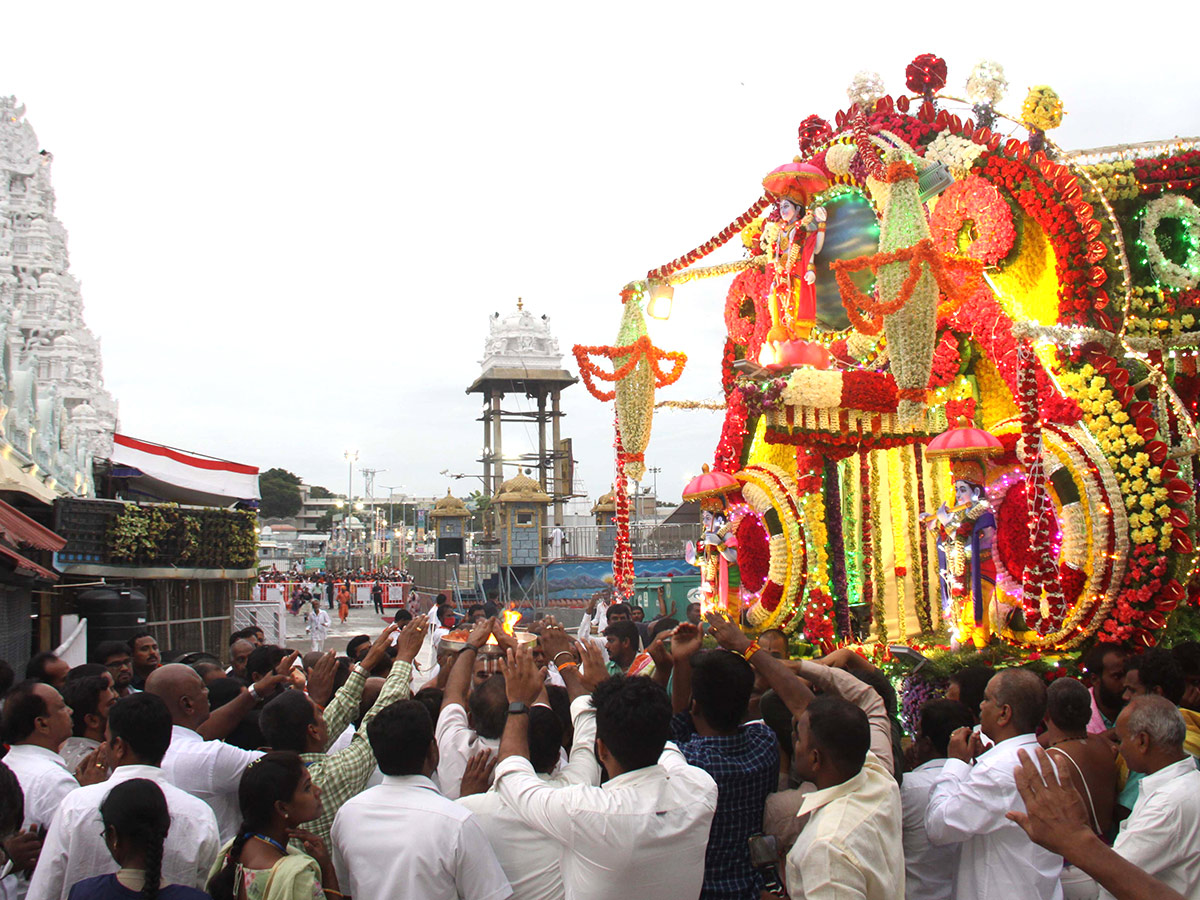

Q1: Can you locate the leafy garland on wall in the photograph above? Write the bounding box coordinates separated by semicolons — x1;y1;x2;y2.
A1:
107;505;259;569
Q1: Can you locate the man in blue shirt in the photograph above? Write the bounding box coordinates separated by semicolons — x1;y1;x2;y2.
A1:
666;622;780;899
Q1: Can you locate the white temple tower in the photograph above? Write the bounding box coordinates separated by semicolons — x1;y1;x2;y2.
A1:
466;299;577;525
0;96;117;495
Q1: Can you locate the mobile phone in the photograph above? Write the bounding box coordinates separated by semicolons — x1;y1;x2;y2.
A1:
747;833;778;868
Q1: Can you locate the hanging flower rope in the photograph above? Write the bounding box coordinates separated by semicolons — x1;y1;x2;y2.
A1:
612;417;636;601
1018;343;1066;632
573;335;688;402
831;239;984;336
646;196;773;281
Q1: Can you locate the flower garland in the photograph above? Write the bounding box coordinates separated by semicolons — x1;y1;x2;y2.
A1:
903;445;930;632
942;285;1082;425
714;392;749;475
929;176;1017;266
738;464;807;630
925;133;988;179
573;334;688;402
860;453;875;616
1132;150;1200;196
1079;160;1139;202
831;238;983;336
971;149;1107;326
914;446;937;629
724;268;772;350
646;197;772;281
886;450;909;637
1140;194;1200;292
869;450;889;643
841;458;861;607
1056;353;1193;645
824;458;852;639
611;419;636;600
782;369;843;409
1018;343;1067;632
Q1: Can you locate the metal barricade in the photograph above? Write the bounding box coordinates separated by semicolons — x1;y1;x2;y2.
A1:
234;598;288;646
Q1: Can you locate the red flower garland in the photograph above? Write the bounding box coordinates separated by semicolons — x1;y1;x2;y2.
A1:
735;514;771;595
929;176;1017;266
724;268;771;351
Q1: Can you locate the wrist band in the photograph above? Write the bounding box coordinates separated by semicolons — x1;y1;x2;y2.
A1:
557;661;579;672
463;643;482;653
352;663;370;678
741;641;761;661
552;651;574;664
248;683;261;701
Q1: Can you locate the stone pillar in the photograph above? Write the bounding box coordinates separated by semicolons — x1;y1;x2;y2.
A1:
551;389;563;526
491;390;503;497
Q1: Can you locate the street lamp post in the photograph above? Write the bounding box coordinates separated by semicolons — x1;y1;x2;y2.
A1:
381;484;406;569
344;450;358;569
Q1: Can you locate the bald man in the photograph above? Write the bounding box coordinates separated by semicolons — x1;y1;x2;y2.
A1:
147;664;268;841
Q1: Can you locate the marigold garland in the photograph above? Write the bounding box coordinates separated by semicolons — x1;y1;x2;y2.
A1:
573;335;688;402
903;445;931;631
831;239;983;336
860;453;875;616
869;450;889;643
887;449;909;637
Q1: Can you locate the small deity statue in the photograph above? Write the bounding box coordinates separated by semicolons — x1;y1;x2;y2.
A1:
922;457;996;650
759;162;831;364
685;502;739;616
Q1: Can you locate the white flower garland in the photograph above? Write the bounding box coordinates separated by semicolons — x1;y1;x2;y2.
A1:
924;133;987;179
1141;193;1200;291
782;368;842;409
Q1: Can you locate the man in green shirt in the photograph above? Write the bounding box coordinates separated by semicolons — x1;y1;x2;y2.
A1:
260;616;429;843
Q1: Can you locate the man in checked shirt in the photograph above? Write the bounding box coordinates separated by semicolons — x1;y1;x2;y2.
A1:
258;616;428;844
663;619;780;900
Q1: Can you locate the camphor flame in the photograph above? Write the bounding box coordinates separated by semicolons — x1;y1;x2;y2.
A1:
501;608;522;636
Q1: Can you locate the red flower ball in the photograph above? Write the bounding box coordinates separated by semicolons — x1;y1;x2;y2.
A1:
906;54;947;94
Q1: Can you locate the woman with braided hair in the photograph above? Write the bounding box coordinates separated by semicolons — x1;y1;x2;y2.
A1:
206;752;338;900
67;778;209;900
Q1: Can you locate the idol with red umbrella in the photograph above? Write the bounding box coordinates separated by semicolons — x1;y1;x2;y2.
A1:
759;161;832;370
682;464;741;617
921;406;1003;649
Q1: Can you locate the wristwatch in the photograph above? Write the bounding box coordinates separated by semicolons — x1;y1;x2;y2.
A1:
507;701;529;715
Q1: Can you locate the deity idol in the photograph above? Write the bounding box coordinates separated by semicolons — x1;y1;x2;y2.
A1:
922;457;997;650
685;503;738;616
759;162;831;366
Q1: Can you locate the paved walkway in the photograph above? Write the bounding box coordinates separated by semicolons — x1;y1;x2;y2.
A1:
284;603;397;655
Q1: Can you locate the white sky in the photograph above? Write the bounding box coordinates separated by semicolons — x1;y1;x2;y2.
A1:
0;2;1195;504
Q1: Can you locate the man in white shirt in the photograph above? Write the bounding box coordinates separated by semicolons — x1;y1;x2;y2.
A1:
1102;694;1200;899
0;681;89;832
900;699;974;900
0;681;102;900
146;663;266;842
331;698;512;900
925;668;1063;900
493;645;718;900
457;628;602;900
306;600;331;652
437;618;509;799
25;693;220;900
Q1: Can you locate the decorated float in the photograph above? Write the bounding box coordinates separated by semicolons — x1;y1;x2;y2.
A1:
575;54;1200;662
